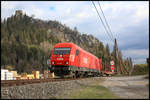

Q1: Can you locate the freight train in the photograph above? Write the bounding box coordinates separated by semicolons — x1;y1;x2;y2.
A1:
49;42;114;78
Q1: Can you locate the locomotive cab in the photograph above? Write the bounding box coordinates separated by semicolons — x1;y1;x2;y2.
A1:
51;47;71;65
50;46;72;76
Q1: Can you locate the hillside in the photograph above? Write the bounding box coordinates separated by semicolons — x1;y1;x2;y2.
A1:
1;10;109;73
1;10;131;74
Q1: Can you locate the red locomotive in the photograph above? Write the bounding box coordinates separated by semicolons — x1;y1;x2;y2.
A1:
49;42;104;77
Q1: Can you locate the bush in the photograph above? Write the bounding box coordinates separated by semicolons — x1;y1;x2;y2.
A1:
132;64;149;75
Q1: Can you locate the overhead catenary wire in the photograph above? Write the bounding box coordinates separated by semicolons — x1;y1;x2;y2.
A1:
97;1;115;41
91;1;114;43
97;28;111;45
93;11;111;45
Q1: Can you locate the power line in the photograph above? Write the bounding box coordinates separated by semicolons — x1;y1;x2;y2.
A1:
97;28;111;45
93;9;112;46
92;1;112;47
91;1;114;43
97;1;114;45
97;1;115;41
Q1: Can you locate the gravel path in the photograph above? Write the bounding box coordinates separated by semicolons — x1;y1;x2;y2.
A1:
100;75;149;99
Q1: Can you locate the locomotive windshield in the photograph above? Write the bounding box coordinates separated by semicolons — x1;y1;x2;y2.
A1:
54;48;71;55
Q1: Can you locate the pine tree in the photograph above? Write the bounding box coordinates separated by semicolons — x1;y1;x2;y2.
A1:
112;38;120;74
129;57;133;68
74;27;78;32
25;31;31;44
9;33;16;44
1;23;9;44
106;44;111;69
98;42;104;58
118;51;128;74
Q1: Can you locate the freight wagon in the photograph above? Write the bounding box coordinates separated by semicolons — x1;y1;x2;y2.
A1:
49;42;103;78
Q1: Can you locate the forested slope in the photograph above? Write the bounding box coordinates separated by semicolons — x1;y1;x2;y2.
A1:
1;10;132;74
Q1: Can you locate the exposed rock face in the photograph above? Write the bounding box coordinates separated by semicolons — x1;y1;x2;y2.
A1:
53;28;100;50
45;18;102;56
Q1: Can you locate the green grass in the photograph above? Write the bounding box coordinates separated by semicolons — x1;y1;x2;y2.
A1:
68;85;118;99
67;79;119;99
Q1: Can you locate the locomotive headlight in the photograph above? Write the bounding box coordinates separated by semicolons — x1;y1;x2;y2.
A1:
66;61;68;64
52;61;55;64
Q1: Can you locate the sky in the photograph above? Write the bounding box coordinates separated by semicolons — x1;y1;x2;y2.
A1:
1;1;149;64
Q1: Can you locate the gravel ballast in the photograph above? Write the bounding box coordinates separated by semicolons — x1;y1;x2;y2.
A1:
1;77;101;99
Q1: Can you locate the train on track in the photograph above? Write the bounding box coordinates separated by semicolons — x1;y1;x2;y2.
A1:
48;42;115;78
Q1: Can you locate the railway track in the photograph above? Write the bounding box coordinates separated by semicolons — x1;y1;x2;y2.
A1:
1;78;88;87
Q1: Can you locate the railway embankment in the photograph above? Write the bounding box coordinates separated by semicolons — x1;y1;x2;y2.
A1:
2;75;148;99
1;77;103;99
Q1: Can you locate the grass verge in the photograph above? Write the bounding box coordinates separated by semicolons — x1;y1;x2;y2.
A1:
67;78;119;99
